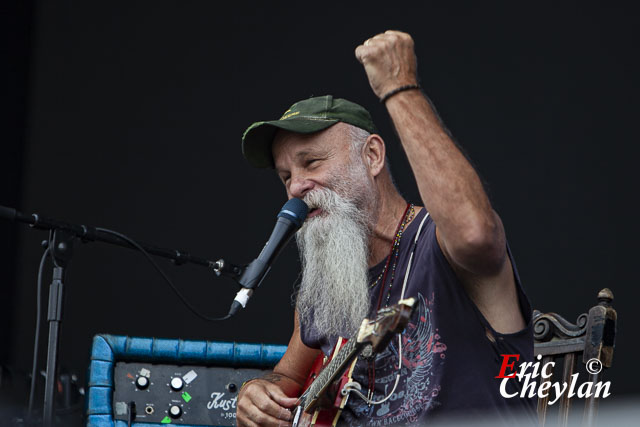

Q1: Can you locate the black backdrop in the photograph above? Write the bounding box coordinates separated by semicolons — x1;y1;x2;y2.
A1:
2;0;639;412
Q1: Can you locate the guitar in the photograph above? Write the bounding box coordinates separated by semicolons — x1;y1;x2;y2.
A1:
291;297;417;427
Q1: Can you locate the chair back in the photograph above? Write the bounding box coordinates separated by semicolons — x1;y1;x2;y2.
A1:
533;288;616;427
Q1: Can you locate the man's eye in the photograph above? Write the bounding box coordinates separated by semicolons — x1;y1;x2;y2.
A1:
306;158;320;166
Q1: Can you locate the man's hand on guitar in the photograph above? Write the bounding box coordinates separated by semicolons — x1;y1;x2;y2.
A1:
237;377;298;427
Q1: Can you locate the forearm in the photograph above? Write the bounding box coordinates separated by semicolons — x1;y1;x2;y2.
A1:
242;313;318;399
385;89;505;270
258;371;303;397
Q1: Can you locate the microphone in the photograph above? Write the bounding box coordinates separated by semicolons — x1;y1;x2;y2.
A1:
228;198;308;316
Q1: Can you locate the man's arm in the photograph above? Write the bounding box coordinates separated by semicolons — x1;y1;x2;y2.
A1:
355;31;526;333
236;312;321;426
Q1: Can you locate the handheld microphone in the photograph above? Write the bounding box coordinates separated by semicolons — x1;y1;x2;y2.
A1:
228;198;308;316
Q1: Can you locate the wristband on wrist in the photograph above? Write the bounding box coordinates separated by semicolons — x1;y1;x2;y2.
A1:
379;83;421;103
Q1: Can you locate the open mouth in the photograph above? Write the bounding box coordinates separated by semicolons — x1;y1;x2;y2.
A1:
308;207;323;218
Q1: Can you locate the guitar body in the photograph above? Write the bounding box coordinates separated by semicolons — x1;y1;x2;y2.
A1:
294;337;357;427
291;299;416;427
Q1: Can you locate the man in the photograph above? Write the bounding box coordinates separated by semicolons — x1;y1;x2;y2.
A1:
236;31;536;426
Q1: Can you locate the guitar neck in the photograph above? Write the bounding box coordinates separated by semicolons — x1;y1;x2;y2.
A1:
301;336;363;412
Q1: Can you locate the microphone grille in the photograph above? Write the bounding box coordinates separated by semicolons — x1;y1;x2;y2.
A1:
277;198;308;227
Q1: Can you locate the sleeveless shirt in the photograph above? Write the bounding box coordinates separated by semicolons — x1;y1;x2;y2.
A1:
300;209;537;425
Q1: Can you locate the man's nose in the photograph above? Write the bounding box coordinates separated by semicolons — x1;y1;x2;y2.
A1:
289;176;315;199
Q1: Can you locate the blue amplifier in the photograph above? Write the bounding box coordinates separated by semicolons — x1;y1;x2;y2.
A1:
85;334;287;426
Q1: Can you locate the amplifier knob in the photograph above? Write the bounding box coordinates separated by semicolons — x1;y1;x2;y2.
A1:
170;377;184;391
169;404;182;418
135;376;149;390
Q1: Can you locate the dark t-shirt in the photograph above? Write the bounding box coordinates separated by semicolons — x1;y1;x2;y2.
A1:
300;208;537;425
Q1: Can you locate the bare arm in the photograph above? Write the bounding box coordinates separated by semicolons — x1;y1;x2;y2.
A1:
236;312;321;426
355;31;525;333
385;90;507;273
272;312;321;391
356;31;504;274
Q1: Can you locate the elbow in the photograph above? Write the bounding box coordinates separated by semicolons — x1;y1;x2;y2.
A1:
452;214;507;275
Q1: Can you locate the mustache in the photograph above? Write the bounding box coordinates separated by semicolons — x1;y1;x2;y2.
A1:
303;188;336;210
301;187;366;221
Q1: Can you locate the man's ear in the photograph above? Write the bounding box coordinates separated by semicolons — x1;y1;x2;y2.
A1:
363;134;386;177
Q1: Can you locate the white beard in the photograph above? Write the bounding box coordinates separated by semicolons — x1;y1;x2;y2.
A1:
295;169;378;339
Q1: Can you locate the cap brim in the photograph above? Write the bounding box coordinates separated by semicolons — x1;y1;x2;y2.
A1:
242;118;339;168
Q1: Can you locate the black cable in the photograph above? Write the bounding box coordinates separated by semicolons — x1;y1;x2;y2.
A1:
127;401;135;427
94;227;231;322
27;246;50;420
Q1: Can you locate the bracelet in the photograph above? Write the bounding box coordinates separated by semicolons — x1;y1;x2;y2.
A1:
379;83;421;103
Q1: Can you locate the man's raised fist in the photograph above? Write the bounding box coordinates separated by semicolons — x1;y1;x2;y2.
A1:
355;30;419;100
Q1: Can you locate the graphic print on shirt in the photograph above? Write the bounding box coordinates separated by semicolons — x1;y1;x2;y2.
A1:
343;293;447;426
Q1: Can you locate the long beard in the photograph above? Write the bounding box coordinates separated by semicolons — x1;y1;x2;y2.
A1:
295;186;374;339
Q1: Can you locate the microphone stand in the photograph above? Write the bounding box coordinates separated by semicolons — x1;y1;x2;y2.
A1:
0;205;243;426
42;228;73;427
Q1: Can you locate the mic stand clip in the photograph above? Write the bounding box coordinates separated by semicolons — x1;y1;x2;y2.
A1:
212;259;243;280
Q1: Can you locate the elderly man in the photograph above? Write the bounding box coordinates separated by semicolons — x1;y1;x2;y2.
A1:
236;31;536;426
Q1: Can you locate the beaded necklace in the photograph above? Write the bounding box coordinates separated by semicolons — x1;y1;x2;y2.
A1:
366;202;415;402
370;203;415;310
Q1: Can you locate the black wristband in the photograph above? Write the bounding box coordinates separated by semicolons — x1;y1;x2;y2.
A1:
379;84;421;103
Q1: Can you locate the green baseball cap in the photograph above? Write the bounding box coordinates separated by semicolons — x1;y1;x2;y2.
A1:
242;95;378;168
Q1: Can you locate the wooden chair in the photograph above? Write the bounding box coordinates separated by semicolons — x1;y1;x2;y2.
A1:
533;288;617;427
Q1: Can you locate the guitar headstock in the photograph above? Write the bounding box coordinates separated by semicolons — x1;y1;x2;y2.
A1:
355;297;417;353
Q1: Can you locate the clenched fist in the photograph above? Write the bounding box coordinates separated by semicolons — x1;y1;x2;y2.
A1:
355;30;419;100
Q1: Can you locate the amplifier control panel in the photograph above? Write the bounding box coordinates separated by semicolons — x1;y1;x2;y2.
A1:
113;362;267;425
